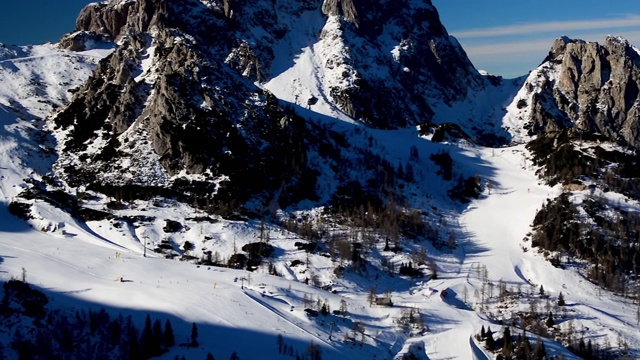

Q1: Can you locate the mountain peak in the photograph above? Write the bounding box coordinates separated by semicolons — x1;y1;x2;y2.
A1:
321;0;360;25
516;35;640;147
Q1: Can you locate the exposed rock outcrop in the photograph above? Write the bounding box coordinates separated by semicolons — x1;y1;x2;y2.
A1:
321;0;359;26
58;31;110;51
75;1;136;40
50;0;490;211
526;36;640;147
293;0;484;128
53;0;315;209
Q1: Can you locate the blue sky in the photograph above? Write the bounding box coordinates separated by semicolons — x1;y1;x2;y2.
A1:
433;0;640;77
0;1;91;45
0;1;639;78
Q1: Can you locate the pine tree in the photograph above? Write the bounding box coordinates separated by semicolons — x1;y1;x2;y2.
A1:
557;292;565;306
306;342;322;360
502;327;512;357
190;323;199;347
515;332;532;360
485;327;495;351
153;318;163;351
163;319;175;347
230;351;240;360
320;303;328;316
206;353;216;360
340;299;348;315
545;312;555;328
368;288;376;306
128;326;142;360
277;334;284;353
429;260;438;280
140;314;155;358
480;325;486;338
108;315;123;347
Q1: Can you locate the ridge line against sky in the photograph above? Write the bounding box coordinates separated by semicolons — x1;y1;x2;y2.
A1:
0;1;639;78
433;0;640;78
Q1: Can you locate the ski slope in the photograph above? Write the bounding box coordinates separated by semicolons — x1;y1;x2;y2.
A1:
0;30;639;360
2;134;635;358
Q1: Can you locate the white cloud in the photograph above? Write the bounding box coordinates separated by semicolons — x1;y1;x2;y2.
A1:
453;15;640;39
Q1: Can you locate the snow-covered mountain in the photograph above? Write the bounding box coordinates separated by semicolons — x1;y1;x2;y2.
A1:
1;0;640;359
506;36;640;146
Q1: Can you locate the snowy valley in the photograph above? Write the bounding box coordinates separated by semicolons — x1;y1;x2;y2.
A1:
1;1;640;359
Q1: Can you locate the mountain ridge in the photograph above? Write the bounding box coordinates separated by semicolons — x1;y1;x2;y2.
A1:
0;1;639;359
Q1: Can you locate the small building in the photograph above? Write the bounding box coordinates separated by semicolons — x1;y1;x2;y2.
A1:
375;297;393;307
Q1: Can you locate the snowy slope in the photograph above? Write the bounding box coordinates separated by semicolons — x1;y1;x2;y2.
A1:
1;44;638;358
1;2;640;360
0;43;113;201
2;123;637;359
264;13;358;124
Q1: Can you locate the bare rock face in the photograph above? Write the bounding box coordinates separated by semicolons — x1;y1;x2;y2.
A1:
51;0;488;209
70;0;482;130
58;31;110;51
75;1;136;40
321;0;359;25
315;0;484;128
528;36;640;147
53;0;313;208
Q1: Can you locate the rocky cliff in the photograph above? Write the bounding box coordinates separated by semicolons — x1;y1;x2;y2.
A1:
53;0;317;212
521;36;640;146
304;0;485;128
70;0;484;129
49;0;488;213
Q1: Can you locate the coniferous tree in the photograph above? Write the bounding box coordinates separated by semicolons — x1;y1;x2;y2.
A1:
502;327;512;357
108;316;123;347
163;319;175;348
152;318;163;352
545;312;555;328
485;327;495;351
557;292;565;306
306;342;322;360
128;327;142;360
277;333;284;353
140;314;155;358
578;337;586;356
190;323;199;347
340;299;348;315
206;353;216;360
515;332;532;360
230;351;240;360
